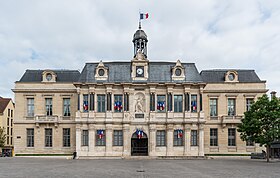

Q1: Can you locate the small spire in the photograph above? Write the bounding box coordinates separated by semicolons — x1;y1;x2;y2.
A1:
139;20;141;29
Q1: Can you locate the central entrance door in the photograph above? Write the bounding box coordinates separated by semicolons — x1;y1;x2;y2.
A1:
131;131;148;156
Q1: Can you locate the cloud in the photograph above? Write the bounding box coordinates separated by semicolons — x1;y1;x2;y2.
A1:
0;0;280;99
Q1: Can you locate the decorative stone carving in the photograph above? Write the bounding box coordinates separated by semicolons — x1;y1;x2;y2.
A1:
135;94;144;113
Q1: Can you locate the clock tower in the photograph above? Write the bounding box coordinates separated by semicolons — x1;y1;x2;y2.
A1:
131;24;149;81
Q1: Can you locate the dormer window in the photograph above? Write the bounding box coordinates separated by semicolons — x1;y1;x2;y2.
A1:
42;70;56;82
95;61;108;80
225;71;238;82
172;60;185;81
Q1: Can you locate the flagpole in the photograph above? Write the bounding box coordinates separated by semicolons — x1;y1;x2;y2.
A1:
139;10;142;29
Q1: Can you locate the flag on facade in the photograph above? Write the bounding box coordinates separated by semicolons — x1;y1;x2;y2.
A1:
98;130;104;139
157;101;165;111
136;129;144;139
140;13;149;20
83;100;88;111
177;129;183;138
191;100;197;111
114;101;122;111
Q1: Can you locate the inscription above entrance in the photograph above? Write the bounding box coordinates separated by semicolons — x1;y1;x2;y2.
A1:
135;114;144;118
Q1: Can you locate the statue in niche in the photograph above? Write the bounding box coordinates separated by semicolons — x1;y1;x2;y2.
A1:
135;96;144;113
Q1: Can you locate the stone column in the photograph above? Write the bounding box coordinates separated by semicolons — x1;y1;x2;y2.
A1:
184;125;191;156
106;124;113;156
166;124;174;156
149;124;156;156
88;124;95;156
79;93;83;112
123;124;130;157
76;126;81;158
198;125;204;156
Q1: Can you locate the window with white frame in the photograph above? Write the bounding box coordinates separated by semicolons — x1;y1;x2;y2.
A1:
210;128;218;146
191;130;198;146
157;95;166;112
26;128;34;147
227;98;235;116
228;128;236;146
210;98;217;117
113;130;123;146
96;130;106;146
82;130;88;146
97;95;106;112
174;95;183;112
156;130;166;146
246;98;254;111
63;98;71;116
45;128;52;147
27;98;34;117
45;98;53;116
63;128;70;147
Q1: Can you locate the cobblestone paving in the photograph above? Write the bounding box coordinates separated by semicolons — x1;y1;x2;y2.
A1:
0;157;279;178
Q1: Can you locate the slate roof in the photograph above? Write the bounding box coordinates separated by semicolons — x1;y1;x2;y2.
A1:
78;62;203;83
0;97;12;114
200;69;263;83
18;70;80;83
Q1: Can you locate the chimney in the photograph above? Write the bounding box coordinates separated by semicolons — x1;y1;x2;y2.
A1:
270;91;277;98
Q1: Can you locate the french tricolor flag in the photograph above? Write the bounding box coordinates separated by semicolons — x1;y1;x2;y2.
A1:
140;13;149;20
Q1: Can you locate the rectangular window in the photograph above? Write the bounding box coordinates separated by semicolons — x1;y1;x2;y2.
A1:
157;95;166;112
45;98;53;116
7;118;9;126
8;109;10;117
27;128;34;147
7;127;9;135
11;110;13;118
45;128;52;147
150;93;155;111
246;98;254;111
7;136;9;145
82;130;89;146
210;128;218;146
89;94;94;111
11;137;13;145
113;130;123;146
174;95;183;112
191;95;197;112
97;95;106;112
210;99;218;117
27;98;34;117
63;128;70;147
83;94;89;112
156;130;166;146
11;128;13;136
191;130;198;146
228;128;236;146
228;98;236;116
200;94;203;111
96;130;106;146
63;98;71;116
174;130;183;146
114;95;123;112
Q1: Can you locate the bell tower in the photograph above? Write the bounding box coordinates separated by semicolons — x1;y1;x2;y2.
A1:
132;22;148;58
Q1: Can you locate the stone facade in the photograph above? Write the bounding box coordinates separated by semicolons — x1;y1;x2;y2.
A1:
12;27;267;158
0;97;14;155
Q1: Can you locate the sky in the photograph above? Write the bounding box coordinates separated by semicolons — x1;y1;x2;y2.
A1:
0;0;280;99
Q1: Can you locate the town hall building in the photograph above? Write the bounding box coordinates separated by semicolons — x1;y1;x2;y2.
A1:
13;25;267;158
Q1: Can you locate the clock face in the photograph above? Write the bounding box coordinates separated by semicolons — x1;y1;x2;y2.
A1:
46;74;52;81
136;66;144;77
228;73;235;81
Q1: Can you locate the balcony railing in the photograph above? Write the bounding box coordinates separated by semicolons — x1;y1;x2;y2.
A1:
35;115;58;123
221;115;243;124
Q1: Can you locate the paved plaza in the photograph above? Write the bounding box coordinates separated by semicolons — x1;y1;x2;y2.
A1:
0;157;279;178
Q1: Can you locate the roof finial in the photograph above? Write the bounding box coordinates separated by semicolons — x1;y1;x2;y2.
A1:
139;20;141;29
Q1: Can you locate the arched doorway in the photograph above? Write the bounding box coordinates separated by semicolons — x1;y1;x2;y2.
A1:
131;131;148;156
